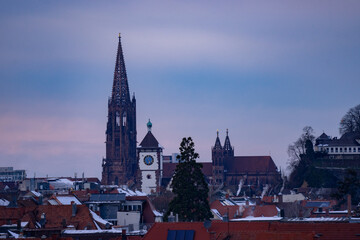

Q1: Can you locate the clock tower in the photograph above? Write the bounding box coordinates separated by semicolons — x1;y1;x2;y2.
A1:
137;120;163;195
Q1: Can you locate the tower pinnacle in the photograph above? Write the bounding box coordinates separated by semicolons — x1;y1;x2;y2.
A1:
111;34;130;106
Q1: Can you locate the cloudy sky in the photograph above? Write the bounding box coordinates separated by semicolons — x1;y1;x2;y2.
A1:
0;1;359;178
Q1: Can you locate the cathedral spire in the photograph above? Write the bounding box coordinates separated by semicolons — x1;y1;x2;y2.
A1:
224;128;233;151
112;34;130;106
214;130;222;150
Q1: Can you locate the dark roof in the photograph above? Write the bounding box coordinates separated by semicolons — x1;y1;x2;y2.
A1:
139;131;159;148
305;201;331;208
89;193;125;202
225;156;278;173
317;133;330;140
163;162;213;179
326;132;360;147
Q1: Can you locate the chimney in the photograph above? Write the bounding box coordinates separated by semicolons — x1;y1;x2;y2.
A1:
40;213;46;228
347;194;352;217
122;229;127;240
71;201;77;217
168;212;175;222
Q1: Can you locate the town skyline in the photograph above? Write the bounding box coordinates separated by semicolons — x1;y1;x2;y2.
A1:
1;1;360;178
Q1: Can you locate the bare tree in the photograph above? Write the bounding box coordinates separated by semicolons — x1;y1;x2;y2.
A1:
287;126;315;171
340;104;360;135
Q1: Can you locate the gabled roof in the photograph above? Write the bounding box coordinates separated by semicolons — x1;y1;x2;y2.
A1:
1;205;100;230
139;131;159;148
318;132;329;139
89;193;125;202
225;156;278;173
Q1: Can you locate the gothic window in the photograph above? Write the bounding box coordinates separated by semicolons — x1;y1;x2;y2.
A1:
116;112;120;126
122;112;127;126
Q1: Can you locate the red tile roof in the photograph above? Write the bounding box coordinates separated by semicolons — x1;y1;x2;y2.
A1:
1;205;99;230
225;156;278;173
163;162;212;179
143;221;360;240
210;200;278;219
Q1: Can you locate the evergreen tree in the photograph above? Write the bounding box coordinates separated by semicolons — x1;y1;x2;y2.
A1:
333;169;360;206
166;137;212;222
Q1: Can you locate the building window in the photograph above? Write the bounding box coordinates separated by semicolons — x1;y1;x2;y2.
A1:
344;148;347;152
326;148;329;152
358;147;360;152
335;148;338;153
340;148;342;153
331;148;334;153
349;148;352;153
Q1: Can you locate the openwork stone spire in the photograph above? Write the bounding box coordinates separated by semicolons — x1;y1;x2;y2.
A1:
112;33;130;106
224;129;232;151
214;130;222;150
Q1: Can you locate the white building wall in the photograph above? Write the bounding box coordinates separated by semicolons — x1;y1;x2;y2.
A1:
139;151;158;194
117;211;141;230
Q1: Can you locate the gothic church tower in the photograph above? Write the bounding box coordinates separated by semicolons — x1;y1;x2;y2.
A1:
102;35;137;186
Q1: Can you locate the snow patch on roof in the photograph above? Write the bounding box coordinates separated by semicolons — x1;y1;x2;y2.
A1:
117;187;146;196
0;198;9;206
56;196;81;205
231;216;282;221
31;191;41;197
153;210;163;217
63;229;123;234
90;210;113;226
48;199;58;205
211;209;223;220
287;217;347;222
8;230;19;238
49;178;74;189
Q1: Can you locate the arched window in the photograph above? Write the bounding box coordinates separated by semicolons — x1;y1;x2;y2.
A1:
122;112;127;126
116;112;120;126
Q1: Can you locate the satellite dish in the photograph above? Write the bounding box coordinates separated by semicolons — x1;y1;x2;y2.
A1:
204;220;211;230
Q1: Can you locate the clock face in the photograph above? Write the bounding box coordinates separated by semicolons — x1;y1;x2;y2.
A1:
144;155;154;165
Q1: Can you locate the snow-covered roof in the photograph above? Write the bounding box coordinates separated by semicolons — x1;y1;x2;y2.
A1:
48;199;58;205
153;210;163;217
117;187;146;196
231;216;282;221
49;178;74;189
56;196;81;205
90;210;113;226
287;217;348;222
63;229;123;234
8;230;19;239
31;190;42;197
211;209;223;220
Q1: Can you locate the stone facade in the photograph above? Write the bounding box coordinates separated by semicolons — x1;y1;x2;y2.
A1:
211;130;281;193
